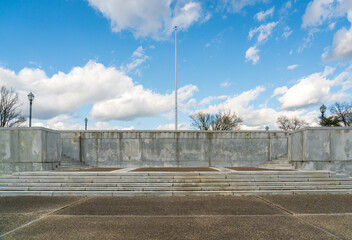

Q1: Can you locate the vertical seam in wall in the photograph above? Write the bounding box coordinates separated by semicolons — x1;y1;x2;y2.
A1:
288;133;291;162
79;132;82;163
96;136;98;167
268;132;271;162
17;130;20;164
302;131;305;162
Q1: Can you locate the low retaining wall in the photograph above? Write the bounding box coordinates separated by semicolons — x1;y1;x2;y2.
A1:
60;131;289;168
0;127;61;174
1;127;352;176
290;127;352;176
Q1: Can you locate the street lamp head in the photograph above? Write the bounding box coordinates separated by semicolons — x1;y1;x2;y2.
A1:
27;92;35;102
265;126;269;131
320;104;327;114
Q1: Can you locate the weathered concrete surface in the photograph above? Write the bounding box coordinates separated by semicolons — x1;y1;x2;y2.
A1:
290;127;352;176
2;127;352;176
3;215;337;240
0;128;61;174
0;196;83;236
261;194;352;214
1;195;351;240
299;215;352;240
0;196;83;214
55;196;287;216
61;131;289;168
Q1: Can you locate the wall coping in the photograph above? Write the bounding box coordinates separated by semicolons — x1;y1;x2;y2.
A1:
290;127;352;134
0;127;60;134
60;130;288;133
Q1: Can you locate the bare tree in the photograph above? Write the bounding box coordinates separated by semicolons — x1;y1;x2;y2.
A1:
276;115;308;131
190;112;213;130
190;109;242;131
330;102;352;126
212;109;242;130
0;86;26;127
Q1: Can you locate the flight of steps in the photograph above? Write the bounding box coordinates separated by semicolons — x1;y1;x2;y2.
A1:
0;170;351;196
262;158;295;170
55;155;89;170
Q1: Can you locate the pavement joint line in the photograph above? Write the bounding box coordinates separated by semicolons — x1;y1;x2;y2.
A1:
294;215;343;240
296;213;352;216
0;196;92;238
254;196;343;239
48;214;292;218
0;213;49;238
253;195;295;215
48;196;93;215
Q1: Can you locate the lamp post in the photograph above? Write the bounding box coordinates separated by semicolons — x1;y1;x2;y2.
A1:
84;118;88;131
320;104;327;126
27;92;35;127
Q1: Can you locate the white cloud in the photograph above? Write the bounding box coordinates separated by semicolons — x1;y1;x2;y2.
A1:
276;66;352;110
248;22;278;44
245;46;260;64
221;81;232;87
271;86;288;97
301;0;352;61
32;115;135;130
246;22;278;64
219;0;270;13
91;84;198;121
284;1;292;9
298;28;319;53
193;85;332;129
121;46;149;73
196;86;298;128
282;26;293;39
302;0;335;28
287;64;299;70
0;61;198;121
199;95;228;105
328;22;336;30
87;0;206;40
323;19;352;61
154;122;190;130
255;7;275;21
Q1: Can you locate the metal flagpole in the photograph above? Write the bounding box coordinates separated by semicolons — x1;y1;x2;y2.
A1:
175;26;178;130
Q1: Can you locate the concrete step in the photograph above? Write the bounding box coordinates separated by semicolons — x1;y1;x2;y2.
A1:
0;185;349;192
1;169;351;196
12;170;334;175
1;177;351;184
10;171;335;177
1;189;351;197
1;180;351;188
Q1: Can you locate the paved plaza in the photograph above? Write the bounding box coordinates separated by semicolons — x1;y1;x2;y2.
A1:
1;194;352;239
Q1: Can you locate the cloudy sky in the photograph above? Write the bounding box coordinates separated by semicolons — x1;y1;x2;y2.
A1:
0;0;352;130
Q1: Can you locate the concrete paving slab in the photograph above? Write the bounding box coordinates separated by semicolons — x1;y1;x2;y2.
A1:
55;196;288;216
261;194;352;214
1;215;337;240
0;196;83;214
299;215;352;240
0;214;42;235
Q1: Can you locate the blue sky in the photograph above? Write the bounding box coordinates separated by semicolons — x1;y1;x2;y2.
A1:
0;0;351;130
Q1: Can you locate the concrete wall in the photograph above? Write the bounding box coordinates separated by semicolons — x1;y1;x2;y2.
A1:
0;127;61;174
60;131;289;167
3;127;351;175
290;127;352;176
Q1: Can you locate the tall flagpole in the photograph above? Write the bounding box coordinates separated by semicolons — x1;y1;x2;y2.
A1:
175;26;178;130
